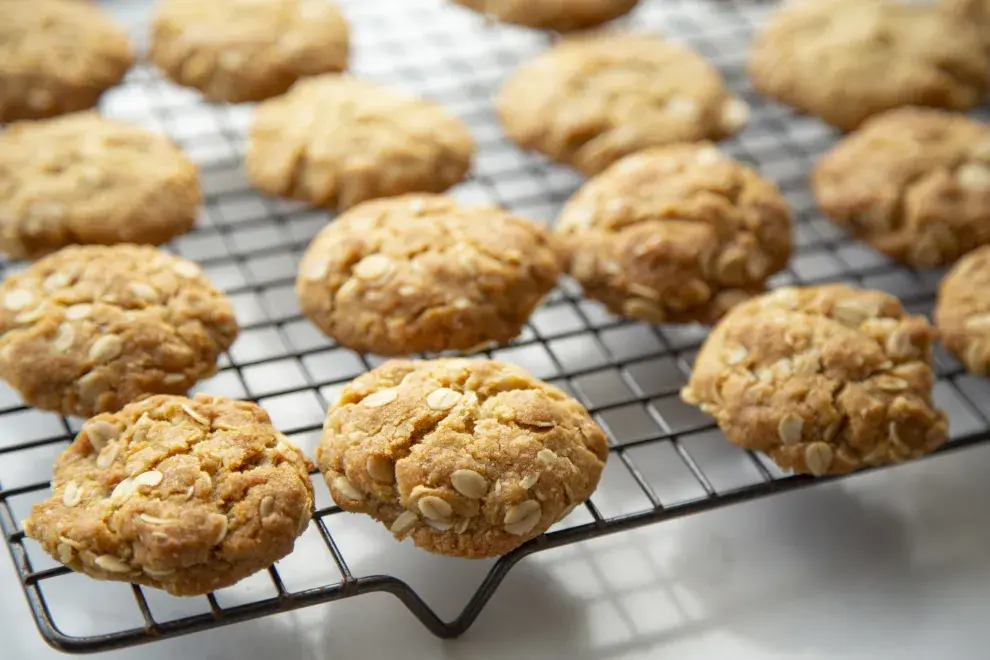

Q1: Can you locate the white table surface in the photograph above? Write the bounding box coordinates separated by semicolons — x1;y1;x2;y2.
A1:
6;441;990;660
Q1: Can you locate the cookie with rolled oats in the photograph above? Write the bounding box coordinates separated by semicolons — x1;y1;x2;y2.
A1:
748;0;989;131
0;0;133;122
681;285;948;476
149;0;349;103
0;245;238;417
814;108;990;267
296;194;560;355
0;113;200;260
23;394;314;596
497;33;750;176
555;143;792;324
248;76;474;211
449;0;639;32
315;358;608;558
935;245;990;374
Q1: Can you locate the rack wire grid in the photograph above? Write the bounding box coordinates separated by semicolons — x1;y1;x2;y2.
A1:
3;0;990;654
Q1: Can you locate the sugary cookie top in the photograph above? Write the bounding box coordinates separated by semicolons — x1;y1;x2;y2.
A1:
248;76;473;209
24;394;313;596
497;33;748;175
936;245;990;374
0;0;133;121
556;144;792;324
0;113;200;259
0;245;238;417
748;0;989;130
683;285;947;475
296;194;560;355
316;359;608;558
814;108;990;267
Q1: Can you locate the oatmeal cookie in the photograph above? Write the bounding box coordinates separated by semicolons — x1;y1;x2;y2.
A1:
497;33;749;176
0;113;200;260
248;76;474;211
813;108;990;267
315;359;608;558
935;245;990;374
449;0;639;31
555;143;792;325
681;285;948;476
23;394;314;596
747;0;990;131
0;245;239;417
0;0;133;122
296;194;560;355
149;0;349;103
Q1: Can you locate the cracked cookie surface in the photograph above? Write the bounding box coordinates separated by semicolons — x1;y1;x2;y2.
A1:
748;0;989;131
247;76;474;211
450;0;639;31
315;359;608;558
935;245;990;374
0;245;239;417
0;0;133;122
555;143;792;325
813;108;990;267
681;285;948;476
296;194;560;355
149;0;348;103
0;113;200;260
24;394;314;596
497;33;749;176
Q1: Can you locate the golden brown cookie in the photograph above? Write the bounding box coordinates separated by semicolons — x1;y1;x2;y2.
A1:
296;194;560;355
248;76;474;211
748;0;989;131
449;0;639;31
149;0;349;103
0;113;200;260
0;245;238;417
681;285;948;476
813;108;990;268
935;245;990;374
23;394;314;596
315;359;608;558
555;143;792;325
0;0;133;122
497;33;749;176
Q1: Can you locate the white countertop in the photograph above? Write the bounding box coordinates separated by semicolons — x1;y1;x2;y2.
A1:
7;442;990;660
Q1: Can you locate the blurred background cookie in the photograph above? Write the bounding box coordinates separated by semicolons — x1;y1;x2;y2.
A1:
0;245;239;417
315;358;608;558
936;246;990;374
0;113;200;260
497;33;749;175
24;394;314;596
555;143;792;325
682;285;948;476
247;76;474;210
449;0;639;32
0;0;133;122
813;108;990;267
748;0;989;131
296;194;560;355
149;0;349;103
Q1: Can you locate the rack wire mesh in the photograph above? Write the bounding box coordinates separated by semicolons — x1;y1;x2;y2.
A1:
2;0;990;653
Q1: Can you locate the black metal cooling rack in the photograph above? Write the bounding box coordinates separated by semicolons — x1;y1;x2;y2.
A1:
3;0;990;653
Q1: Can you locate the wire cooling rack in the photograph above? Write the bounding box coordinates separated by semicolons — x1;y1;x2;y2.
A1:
3;0;990;653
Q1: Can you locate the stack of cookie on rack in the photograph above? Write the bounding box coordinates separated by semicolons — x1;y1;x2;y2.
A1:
0;0;988;599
